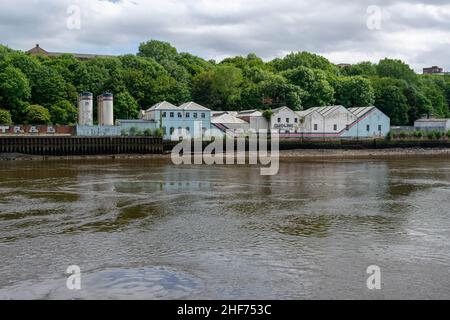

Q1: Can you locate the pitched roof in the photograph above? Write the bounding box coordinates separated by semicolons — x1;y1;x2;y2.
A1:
179;102;210;111
238;110;263;117
212;113;248;124
348;107;375;118
146;101;179;112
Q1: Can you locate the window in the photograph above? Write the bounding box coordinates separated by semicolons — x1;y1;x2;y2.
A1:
162;112;167;118
162;127;167;134
170;112;174;118
378;125;382;131
366;125;370;132
201;113;206;119
333;124;337;131
194;113;198;118
186;127;190;132
278;118;281;123
314;124;318;131
178;112;182;118
170;127;175;134
286;118;290;123
295;118;298;123
186;112;190;118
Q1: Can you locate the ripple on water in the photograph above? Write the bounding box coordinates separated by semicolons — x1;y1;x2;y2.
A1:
0;267;201;300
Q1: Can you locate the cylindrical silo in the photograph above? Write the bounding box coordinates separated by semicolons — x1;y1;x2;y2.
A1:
97;93;114;126
78;92;93;126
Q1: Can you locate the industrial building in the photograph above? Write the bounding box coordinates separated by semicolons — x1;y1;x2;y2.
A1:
414;117;450;132
212;105;390;138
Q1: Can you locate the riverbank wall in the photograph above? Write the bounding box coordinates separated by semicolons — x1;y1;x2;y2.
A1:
0;136;163;156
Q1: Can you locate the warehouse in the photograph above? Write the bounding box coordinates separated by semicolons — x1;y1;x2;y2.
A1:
414;117;450;132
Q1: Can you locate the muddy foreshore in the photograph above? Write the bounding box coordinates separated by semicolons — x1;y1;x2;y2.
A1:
1;148;450;162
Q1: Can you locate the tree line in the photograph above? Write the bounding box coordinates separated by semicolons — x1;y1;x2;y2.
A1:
0;39;449;126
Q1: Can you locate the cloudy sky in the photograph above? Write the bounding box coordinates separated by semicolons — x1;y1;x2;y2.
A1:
1;0;450;72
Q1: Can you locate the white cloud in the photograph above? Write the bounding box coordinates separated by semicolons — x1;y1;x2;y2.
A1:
1;0;450;72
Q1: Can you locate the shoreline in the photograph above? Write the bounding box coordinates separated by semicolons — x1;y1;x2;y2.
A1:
1;148;450;162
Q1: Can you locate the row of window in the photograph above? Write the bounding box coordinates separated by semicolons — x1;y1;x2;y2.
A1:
312;124;383;131
277;118;298;124
162;112;206;119
162;127;207;135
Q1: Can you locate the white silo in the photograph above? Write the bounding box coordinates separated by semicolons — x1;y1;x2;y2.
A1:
98;93;114;126
78;92;93;126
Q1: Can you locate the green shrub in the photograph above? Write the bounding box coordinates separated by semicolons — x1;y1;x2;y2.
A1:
121;129;128;136
399;131;408;139
435;131;443;140
386;131;393;140
129;126;143;136
144;128;153;136
155;128;163;138
427;131;436;140
446;131;450;138
25;105;52;125
0;109;12;125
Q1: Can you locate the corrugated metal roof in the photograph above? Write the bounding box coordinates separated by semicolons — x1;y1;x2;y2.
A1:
348;107;375;118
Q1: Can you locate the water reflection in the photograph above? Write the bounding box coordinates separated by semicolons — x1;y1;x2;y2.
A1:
0;158;450;299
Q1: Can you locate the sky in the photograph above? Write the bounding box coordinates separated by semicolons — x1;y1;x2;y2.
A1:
1;0;450;72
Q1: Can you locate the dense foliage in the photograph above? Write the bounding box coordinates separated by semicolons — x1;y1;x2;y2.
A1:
0;40;449;125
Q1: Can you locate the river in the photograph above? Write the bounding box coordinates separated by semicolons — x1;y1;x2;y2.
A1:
0;158;449;299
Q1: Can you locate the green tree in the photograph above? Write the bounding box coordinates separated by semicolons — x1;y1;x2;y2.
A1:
138;40;178;62
342;62;377;77
0;109;12;125
282;67;334;108
377;58;417;83
334;76;375;107
49;100;77;125
375;85;409;125
0;66;31;121
114;91;139;119
25;104;52;124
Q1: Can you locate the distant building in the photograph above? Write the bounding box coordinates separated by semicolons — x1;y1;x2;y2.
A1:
27;44;115;60
337;63;352;68
414;117;450;132
423;66;444;75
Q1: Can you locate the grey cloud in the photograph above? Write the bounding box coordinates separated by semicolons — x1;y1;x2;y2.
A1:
1;0;449;72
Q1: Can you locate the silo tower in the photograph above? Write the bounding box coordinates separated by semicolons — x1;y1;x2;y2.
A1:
97;93;114;126
77;92;93;126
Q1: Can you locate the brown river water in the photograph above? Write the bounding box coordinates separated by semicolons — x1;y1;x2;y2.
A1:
0;158;449;299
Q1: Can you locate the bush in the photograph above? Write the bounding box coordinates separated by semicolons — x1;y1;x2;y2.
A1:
144;128;153;136
446;131;450;138
121;129;128;136
386;131;393;140
25;105;52;125
129;127;143;136
399;131;408;139
435;131;443;140
427;131;436;140
155;128;163;138
0;109;12;125
413;130;424;138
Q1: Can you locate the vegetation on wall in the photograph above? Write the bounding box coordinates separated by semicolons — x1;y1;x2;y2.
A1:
0;40;449;126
